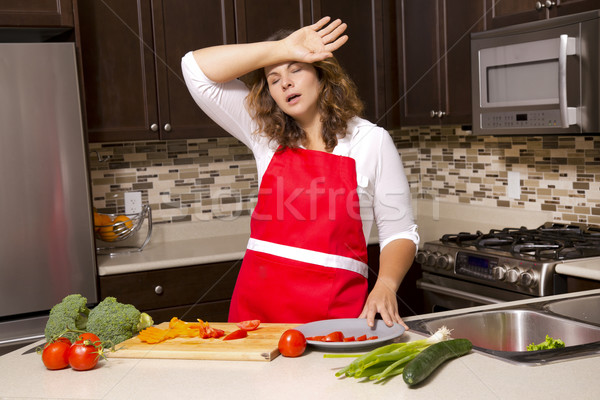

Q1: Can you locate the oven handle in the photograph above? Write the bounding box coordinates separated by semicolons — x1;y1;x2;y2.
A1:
416;280;503;305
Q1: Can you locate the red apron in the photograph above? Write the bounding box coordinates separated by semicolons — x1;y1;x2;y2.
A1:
228;147;368;323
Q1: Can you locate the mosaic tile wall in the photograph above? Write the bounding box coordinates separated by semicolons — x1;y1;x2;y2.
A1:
88;126;600;225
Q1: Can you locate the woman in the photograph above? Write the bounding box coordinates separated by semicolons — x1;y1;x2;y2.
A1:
182;17;419;328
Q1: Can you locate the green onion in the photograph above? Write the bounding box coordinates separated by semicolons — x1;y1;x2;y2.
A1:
326;326;452;382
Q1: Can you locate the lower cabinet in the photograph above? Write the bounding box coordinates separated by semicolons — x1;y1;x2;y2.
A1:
98;260;242;323
99;245;423;324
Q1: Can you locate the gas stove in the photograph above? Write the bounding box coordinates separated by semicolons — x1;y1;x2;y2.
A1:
416;222;600;297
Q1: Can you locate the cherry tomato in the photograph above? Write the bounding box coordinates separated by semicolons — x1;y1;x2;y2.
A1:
324;331;345;342
356;334;367;341
223;329;248;341
306;335;325;341
68;340;100;371
41;341;71;370
278;329;307;357
368;336;378;340
343;336;356;342
236;319;261;331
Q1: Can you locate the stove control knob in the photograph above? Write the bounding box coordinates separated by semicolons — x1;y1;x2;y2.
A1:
415;250;429;265
436;255;452;270
426;252;440;268
505;268;519;284
519;270;536;287
492;266;507;281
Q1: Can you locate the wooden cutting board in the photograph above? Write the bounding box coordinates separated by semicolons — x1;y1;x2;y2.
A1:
106;322;298;362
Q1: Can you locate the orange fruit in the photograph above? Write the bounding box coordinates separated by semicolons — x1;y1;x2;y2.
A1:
113;215;133;231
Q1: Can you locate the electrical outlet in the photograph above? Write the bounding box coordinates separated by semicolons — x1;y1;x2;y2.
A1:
125;191;142;214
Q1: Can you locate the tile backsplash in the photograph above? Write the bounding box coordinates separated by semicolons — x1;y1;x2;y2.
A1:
88;126;600;225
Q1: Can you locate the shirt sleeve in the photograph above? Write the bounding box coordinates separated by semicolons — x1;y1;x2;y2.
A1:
180;51;259;152
373;130;420;251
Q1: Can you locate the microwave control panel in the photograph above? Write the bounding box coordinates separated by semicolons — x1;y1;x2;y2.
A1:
481;109;562;129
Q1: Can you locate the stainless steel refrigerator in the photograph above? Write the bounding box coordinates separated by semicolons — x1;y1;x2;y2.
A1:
0;41;97;351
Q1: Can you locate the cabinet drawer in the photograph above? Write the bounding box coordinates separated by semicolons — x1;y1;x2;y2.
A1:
99;261;241;312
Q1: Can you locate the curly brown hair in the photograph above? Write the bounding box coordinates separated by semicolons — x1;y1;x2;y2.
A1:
243;31;364;152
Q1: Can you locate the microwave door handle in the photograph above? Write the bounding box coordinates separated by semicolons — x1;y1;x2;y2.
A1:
558;34;576;128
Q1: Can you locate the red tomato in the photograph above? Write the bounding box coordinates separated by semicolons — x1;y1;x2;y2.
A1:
41;341;71;370
324;331;345;342
77;332;101;345
306;335;325;341
356;334;367;341
68;340;100;371
278;329;306;357
223;329;248;341
368;336;378;340
236;319;261;331
343;336;356;342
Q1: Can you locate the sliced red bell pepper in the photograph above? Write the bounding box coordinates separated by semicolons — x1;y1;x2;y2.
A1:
356;334;367;341
324;331;345;342
223;329;248;341
343;336;356;342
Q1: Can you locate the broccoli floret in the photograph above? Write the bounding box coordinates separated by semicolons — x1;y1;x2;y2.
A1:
44;294;90;341
527;335;565;351
86;297;153;345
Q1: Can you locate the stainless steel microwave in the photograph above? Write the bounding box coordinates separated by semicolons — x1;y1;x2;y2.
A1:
471;10;600;135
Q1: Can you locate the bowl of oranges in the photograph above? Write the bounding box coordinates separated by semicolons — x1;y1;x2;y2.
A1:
93;206;148;242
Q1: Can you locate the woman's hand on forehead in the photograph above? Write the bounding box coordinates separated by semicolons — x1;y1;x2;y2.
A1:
283;16;348;63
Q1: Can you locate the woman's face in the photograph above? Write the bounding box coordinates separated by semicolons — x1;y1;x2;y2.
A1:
264;62;320;123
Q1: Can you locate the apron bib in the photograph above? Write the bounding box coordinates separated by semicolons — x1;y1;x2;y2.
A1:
228;147;368;323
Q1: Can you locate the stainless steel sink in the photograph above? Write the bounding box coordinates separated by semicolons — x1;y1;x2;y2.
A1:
407;306;600;365
544;294;600;325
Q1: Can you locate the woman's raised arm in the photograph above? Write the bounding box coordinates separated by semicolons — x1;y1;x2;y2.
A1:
192;16;348;83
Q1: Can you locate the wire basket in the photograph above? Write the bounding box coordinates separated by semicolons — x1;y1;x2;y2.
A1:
94;204;152;255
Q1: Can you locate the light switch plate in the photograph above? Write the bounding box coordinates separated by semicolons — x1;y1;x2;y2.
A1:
507;171;521;199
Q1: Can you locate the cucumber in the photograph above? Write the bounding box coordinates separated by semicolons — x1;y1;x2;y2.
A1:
402;338;472;386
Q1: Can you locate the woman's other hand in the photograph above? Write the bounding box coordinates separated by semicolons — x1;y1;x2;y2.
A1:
359;281;408;329
282;16;348;63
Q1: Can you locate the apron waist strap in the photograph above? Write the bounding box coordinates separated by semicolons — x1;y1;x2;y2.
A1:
247;237;369;279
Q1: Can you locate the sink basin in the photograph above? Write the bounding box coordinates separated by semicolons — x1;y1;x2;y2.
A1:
544;294;600;325
407;308;600;364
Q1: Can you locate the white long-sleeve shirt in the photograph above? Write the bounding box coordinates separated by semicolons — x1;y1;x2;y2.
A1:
181;52;419;250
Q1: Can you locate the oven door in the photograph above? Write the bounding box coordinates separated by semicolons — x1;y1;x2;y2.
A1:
417;272;534;313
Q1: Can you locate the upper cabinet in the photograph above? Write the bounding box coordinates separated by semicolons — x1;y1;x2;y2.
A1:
0;0;74;27
487;0;600;29
77;0;236;142
397;0;486;127
234;0;312;42
313;0;398;128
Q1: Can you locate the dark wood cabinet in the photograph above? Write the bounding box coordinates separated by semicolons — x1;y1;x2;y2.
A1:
234;0;312;43
313;0;399;128
76;0;235;142
98;260;242;323
0;0;73;27
487;0;599;29
398;0;485;126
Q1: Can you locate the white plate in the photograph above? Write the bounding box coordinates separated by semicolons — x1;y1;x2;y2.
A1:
295;318;405;350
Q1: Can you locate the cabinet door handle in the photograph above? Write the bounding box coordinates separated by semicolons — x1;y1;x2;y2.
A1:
150;123;159;132
163;123;172;132
154;285;164;295
535;1;555;10
430;110;446;118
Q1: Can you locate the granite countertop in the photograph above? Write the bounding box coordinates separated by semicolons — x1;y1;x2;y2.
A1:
2;289;600;400
96;216;380;276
